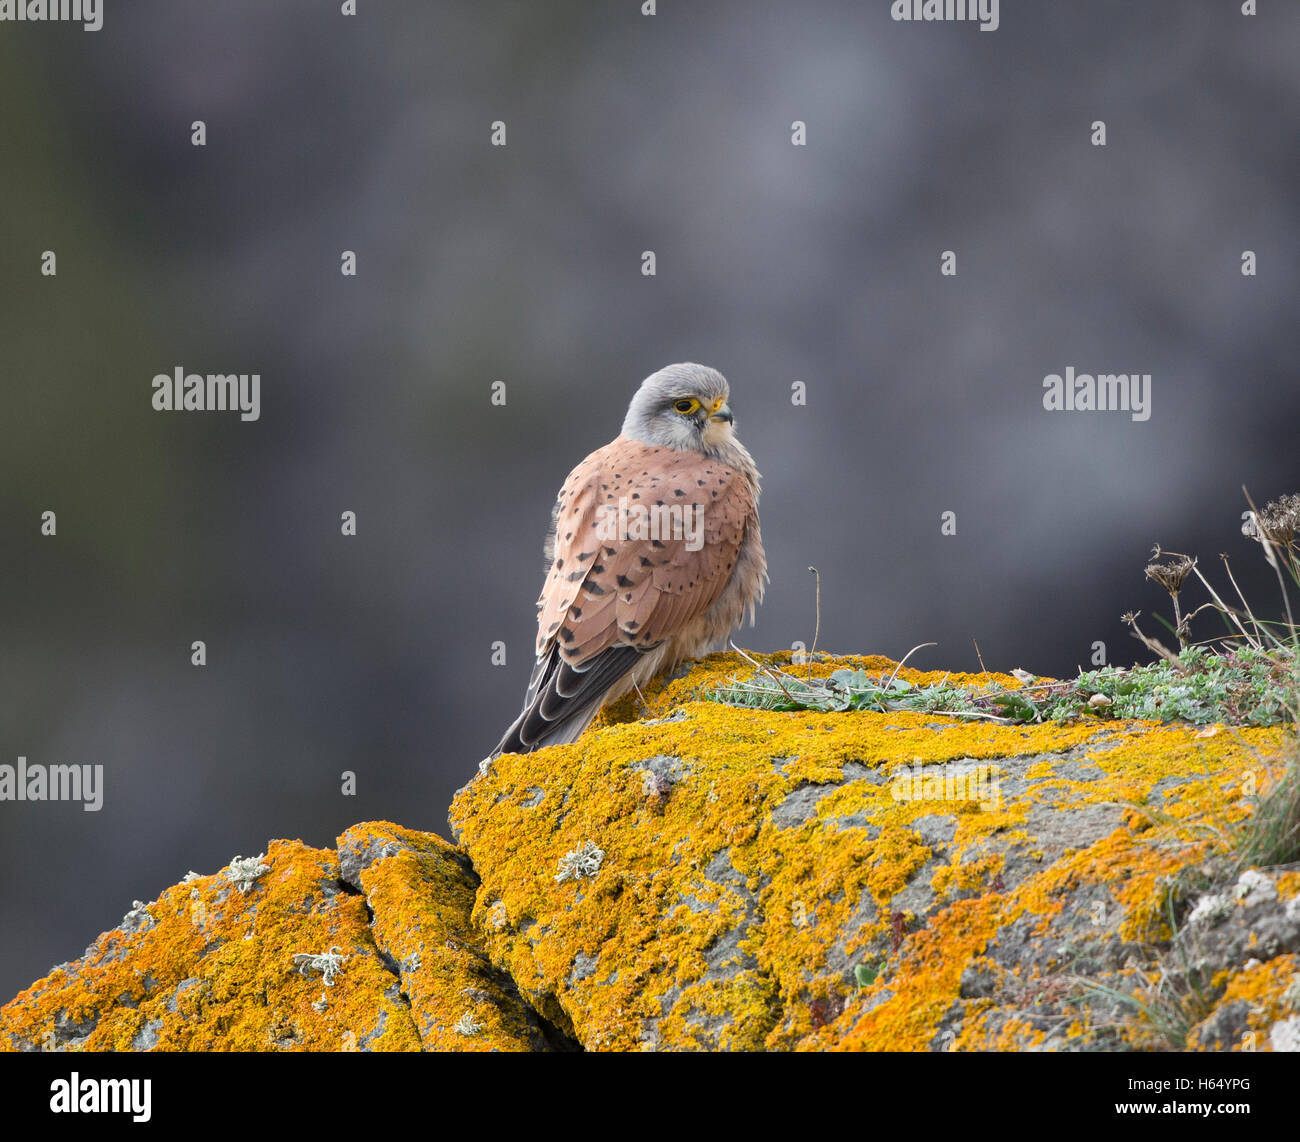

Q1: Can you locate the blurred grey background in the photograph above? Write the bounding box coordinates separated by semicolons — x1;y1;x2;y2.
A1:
2;0;1298;1000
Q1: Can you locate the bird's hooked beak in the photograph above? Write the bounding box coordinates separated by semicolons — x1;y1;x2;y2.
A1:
708;398;733;424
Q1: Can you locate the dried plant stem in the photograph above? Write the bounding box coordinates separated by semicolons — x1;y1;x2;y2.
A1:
729;640;797;705
807;565;821;682
1220;554;1270;646
883;642;938;691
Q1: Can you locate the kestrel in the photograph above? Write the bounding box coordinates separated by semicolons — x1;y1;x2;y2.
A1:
491;363;767;757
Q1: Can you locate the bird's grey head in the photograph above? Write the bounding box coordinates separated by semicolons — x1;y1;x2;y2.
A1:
621;363;736;454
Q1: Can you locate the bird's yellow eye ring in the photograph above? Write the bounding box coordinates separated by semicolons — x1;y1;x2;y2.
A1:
673;398;700;415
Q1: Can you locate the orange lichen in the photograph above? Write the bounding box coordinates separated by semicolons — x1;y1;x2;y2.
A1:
456;651;1296;1051
337;822;548;1051
0;826;548;1052
1189;954;1300;1051
5;652;1294;1053
0;839;420;1051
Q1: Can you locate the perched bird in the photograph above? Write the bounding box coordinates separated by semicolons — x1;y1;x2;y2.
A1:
491;363;766;757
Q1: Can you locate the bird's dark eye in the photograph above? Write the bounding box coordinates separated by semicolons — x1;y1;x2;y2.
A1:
673;398;700;415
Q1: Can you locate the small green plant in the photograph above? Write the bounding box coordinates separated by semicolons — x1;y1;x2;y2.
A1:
709;491;1300;732
1135;492;1300;870
707;651;1297;728
854;960;882;989
1132;491;1300;663
1071;882;1217;1050
1228;742;1300;872
1073;963;1215;1051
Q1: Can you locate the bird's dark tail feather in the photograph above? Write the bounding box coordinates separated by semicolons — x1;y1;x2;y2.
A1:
492;644;643;757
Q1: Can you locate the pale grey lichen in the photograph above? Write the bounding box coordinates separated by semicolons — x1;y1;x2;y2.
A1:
1282;974;1300;1014
1270;1015;1300;1053
224;853;271;895
292;946;347;986
1187;893;1233;928
1233;869;1277;907
642;710;689;726
120;899;155;935
555;839;604;883
453;1010;485;1036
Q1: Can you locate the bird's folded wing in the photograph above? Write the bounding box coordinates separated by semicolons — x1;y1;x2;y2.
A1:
535;437;753;668
496;438;755;755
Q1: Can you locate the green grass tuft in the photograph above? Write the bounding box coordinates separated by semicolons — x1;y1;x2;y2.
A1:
706;648;1298;728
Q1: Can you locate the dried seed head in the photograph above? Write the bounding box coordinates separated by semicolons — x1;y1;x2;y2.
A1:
1145;556;1195;596
1243;493;1300;547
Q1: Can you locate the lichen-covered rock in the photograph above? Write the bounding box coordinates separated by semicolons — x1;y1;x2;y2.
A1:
0;826;553;1052
335;822;554;1050
450;651;1300;1051
5;653;1297;1052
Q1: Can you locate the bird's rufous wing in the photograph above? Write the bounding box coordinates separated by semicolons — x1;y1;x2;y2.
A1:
536;436;752;665
495;437;752;754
